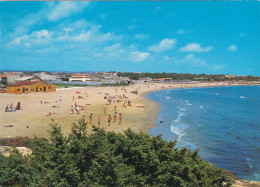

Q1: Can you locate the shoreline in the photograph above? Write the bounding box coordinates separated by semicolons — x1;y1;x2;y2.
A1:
139;83;260;134
1;83;260;185
145;85;260;184
0;82;259;139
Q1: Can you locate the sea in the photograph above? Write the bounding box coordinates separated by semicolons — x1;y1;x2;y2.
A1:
148;86;260;181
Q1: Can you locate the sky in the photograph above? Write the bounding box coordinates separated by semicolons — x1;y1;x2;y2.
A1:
0;1;259;75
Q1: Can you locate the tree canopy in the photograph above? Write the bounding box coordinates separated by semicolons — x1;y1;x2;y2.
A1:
117;72;260;82
0;120;232;186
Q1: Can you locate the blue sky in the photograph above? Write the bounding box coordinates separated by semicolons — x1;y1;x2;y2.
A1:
0;2;259;75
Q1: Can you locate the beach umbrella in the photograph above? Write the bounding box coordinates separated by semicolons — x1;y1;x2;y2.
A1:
105;93;109;95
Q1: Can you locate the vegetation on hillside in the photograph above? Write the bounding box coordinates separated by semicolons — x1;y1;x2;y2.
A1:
0;120;232;186
117;72;260;82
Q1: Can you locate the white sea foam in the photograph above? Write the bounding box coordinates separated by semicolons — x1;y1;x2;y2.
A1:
240;96;247;99
247;157;253;168
173;111;185;123
216;93;219;95
171;112;187;137
166;96;171;99
199;105;204;108
185;100;188;103
187;103;192;105
177;106;186;111
171;126;183;136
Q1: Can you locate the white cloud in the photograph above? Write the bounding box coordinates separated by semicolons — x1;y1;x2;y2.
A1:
34;30;52;39
179;43;213;53
173;54;206;67
48;2;90;21
176;29;186;34
148;38;176;52
228;44;237;52
64;28;74;33
70;20;89;29
7;29;53;47
104;43;121;52
163;55;175;62
170;53;225;70
131;51;150;62
8;2;91;37
134;34;149;40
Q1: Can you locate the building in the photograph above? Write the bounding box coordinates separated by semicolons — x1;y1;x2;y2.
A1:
33;72;59;81
7;81;56;94
0;75;7;85
152;78;164;83
3;73;21;84
163;78;172;82
15;76;42;83
100;78;128;84
137;77;152;84
69;74;92;82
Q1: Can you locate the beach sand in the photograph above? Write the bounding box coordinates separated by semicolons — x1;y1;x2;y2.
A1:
0;82;232;138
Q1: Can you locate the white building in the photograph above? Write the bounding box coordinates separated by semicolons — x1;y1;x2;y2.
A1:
69;74;92;82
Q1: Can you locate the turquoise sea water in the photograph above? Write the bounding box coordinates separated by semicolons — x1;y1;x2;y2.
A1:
148;86;260;181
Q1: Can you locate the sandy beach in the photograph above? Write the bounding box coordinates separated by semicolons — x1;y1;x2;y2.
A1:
0;82;246;138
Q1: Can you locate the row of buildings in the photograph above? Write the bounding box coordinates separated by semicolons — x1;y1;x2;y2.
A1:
0;71;182;87
69;72;129;84
0;72;56;94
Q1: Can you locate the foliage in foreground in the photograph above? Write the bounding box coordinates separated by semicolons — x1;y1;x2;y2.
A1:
0;120;232;186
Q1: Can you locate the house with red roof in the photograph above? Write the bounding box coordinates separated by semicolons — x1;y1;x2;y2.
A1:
7;81;56;94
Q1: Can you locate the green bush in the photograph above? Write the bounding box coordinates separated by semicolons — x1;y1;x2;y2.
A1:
0;120;232;186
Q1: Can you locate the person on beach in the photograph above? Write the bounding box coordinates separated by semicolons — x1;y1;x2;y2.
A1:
86;92;88;98
59;94;62;101
17;101;21;110
40;100;43;104
76;105;80;114
74;102;77;109
5;104;9;112
104;107;106;115
108;115;112;126
70;105;74;114
89;113;93;124
82;115;86;121
97;117;101;126
118;113;122;125
73;96;74;101
114;112;117;123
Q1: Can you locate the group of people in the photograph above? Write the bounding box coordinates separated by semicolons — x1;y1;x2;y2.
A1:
108;112;122;126
71;102;81;114
5;102;21;112
80;110;122;127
